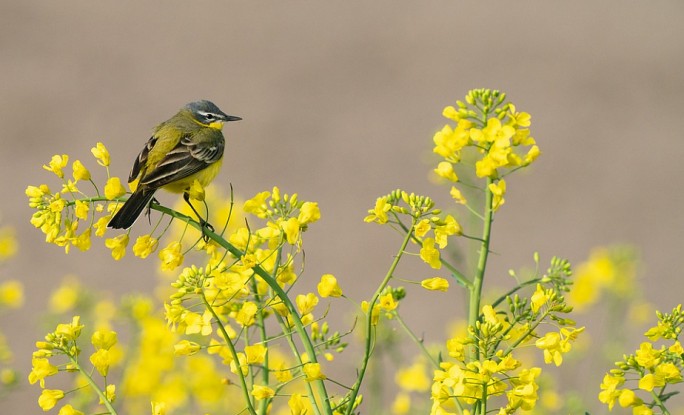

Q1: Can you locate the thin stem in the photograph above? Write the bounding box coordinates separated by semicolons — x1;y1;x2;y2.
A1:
201;293;258;415
66;353;117;415
468;176;494;363
394;312;440;368
165;209;331;415
345;218;416;415
490;278;543;309
651;386;672;415
393;214;471;289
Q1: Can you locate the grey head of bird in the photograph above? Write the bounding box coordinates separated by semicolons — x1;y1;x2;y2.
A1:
185;100;242;125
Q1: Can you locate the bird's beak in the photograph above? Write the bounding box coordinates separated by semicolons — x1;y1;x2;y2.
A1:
223;114;242;122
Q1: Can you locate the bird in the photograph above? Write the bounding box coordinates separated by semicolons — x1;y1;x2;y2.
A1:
108;100;241;232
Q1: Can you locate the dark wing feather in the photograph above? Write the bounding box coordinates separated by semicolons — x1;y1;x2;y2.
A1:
139;135;224;189
129;136;157;182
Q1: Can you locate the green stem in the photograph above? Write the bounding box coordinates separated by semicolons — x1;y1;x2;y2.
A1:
468;177;493;363
273;311;322;415
201;293;258;415
66;353;117;415
250;277;270;415
394;312;440;368
490;278;543;309
393;215;471;289
651;386;671;415
169;211;331;415
345;219;416;415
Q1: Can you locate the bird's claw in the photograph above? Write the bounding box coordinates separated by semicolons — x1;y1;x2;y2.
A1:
200;220;214;243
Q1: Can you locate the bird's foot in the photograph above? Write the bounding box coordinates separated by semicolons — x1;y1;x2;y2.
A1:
200;219;215;243
144;197;161;224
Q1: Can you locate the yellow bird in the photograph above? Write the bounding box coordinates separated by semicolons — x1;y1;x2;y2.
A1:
108;100;241;230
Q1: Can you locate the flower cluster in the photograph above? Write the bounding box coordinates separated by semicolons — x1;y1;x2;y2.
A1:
365;189;461;270
599;305;684;414
160;187;359;415
433;88;539;212
29;316;118;413
27;143;125;255
430;256;582;414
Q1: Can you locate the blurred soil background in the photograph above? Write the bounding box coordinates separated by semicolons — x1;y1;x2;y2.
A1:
1;1;683;413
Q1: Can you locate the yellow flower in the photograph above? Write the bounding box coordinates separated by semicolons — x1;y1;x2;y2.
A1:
379;293;397;311
55;316;84;341
72;228;91;252
38;389;64;411
183;310;213;336
245;344;267;365
158;241;184;271
236;302;258;327
364;196;391;224
392;392;411;415
507;367;541;411
421;277;449;292
230;352;248;376
361;301;381;326
281;217;300;245
43;155;69;178
419;238;441;269
72;160;91;181
74;200;89;220
599;373;624;410
93;216;110;237
414;219;431;238
132;235;158;259
449;186;467;205
298;201;321;224
90;348;111;376
187;180;205;201
251;384;275;400
617;389;641;408
104;177;126;200
0;280;23;308
632;405;653;415
317;274;343;298
635;342;660;369
396;362;430;391
28;357;58;387
174;340;201;356
523;145;541;165
303;362;326;381
58;404;84;415
105;234;129;260
102;384;116;403
530;284;549;313
535;331;572;366
638;373;660;391
288;394;307;415
434;215;461;248
243;191;271;218
296;293;319;315
91;330;117;350
0;227;18;260
434;161;459;182
488;179;506;211
91;142;110;167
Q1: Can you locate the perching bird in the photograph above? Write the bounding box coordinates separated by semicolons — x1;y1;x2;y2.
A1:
108;100;241;231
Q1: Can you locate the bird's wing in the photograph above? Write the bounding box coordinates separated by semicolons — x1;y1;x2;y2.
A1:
129;136;157;183
139;134;224;189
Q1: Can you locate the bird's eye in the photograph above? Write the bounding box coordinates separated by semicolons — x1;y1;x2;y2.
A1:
205;113;215;120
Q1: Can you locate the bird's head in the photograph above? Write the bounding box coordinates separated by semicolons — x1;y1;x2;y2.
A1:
186;100;241;129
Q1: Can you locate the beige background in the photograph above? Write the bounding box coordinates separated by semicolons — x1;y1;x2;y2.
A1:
2;1;684;413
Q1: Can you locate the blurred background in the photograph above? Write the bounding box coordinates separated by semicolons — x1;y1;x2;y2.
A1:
1;1;683;413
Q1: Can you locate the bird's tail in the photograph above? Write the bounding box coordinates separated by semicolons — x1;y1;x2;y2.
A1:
108;189;156;229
